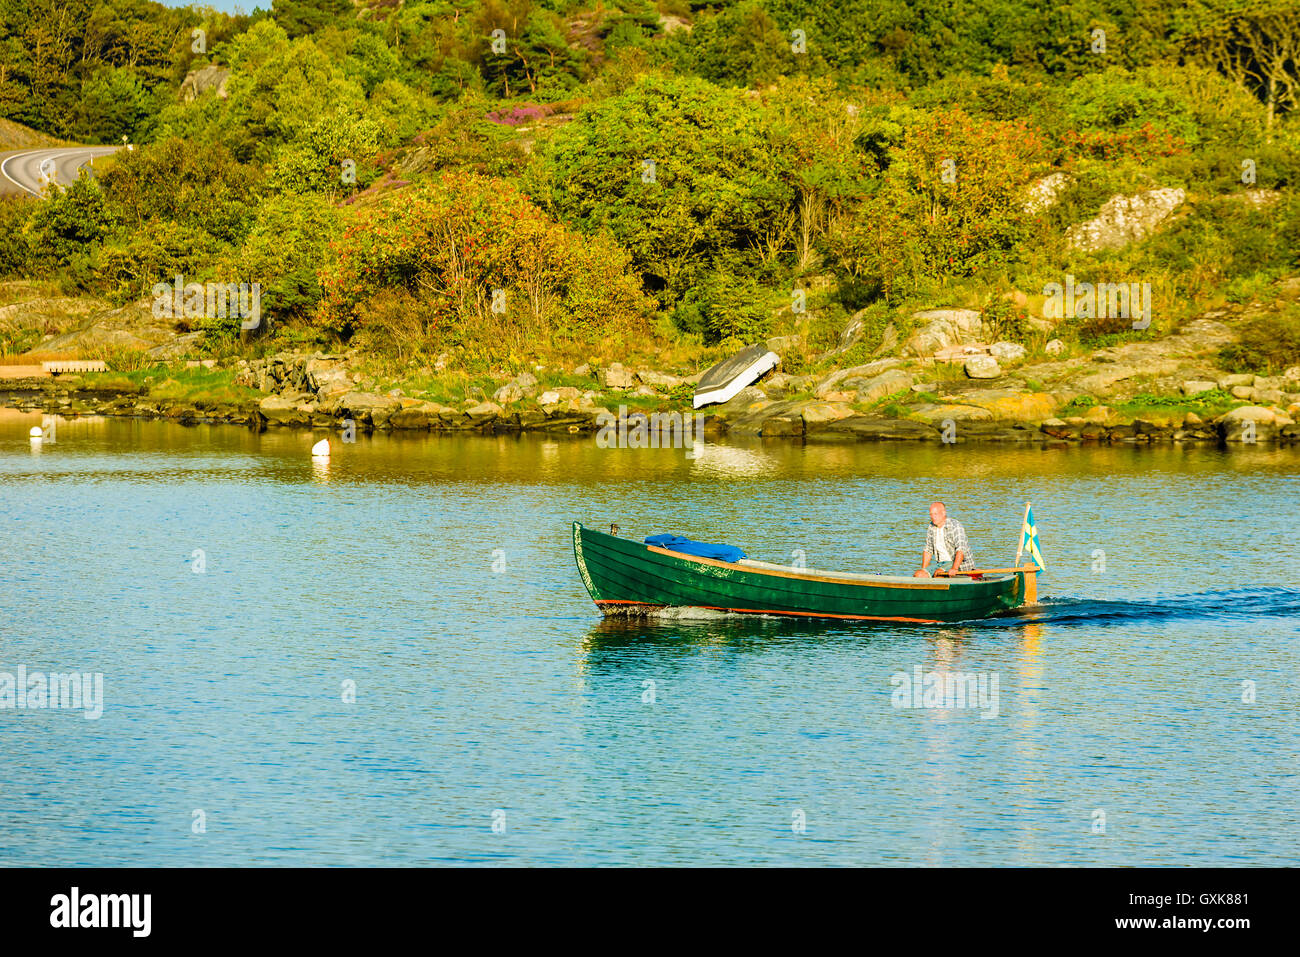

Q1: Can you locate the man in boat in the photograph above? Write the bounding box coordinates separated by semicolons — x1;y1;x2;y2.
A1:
914;502;975;577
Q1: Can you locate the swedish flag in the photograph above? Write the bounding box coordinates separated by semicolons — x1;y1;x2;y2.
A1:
1018;504;1046;570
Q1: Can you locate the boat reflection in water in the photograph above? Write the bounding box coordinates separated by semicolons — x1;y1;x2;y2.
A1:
576;610;1044;664
686;441;773;478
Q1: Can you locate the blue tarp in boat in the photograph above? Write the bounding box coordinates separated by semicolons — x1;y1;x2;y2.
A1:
645;533;747;563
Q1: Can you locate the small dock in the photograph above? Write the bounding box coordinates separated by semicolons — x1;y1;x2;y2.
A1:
42;360;108;374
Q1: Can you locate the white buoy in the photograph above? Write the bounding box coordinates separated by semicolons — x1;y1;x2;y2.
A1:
29;426;43;438
311;438;330;459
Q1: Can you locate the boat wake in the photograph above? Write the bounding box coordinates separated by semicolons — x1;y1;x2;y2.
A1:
586;587;1300;643
618;605;781;622
987;586;1300;628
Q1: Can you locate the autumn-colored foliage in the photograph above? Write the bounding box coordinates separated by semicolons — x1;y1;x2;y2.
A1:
833;109;1051;300
316;172;654;353
1061;123;1186;161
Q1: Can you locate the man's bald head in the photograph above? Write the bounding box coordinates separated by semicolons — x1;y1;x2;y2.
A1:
929;502;947;526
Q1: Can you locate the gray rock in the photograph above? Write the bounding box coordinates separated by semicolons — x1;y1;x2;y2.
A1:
965;355;1002;379
989;341;1027;362
1218;373;1255;388
637;369;684;389
1181;380;1217;396
760;415;805;436
799;401;857;427
766;335;801;354
821;309;869;358
259;393;316;427
1044;338;1066;355
874;322;899;356
179;65;230;103
901;309;986;357
144;331;206;359
336;391;402;426
1218;405;1293;441
465;401;504;424
842;368;914;402
1066;187;1185;252
1077;366;1138;395
814;358;902;396
760;372;795;397
493;382;524;404
712;386;769;415
1022;172;1074;214
819;417;941;441
600;363;635;390
911;403;994;424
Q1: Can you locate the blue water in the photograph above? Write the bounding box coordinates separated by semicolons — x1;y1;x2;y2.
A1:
0;413;1297;865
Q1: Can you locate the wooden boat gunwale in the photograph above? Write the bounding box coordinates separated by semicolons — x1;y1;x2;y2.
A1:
659;548;1015;590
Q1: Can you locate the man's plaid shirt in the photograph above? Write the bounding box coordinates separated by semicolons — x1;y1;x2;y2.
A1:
925;518;975;571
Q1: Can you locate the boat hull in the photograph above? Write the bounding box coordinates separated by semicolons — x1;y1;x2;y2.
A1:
572;523;1025;624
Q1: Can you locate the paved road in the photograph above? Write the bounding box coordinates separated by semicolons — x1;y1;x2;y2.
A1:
0;146;122;197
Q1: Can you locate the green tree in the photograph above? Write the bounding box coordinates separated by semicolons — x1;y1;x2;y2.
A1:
100;137;260;245
316;172;651;351
831;108;1050;300
73;65;156;144
266;107;382;199
528;74;793;303
271;0;354;39
24;174;117;276
224;193;342;325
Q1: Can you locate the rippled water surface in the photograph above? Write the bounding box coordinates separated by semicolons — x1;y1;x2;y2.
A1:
1;411;1297;866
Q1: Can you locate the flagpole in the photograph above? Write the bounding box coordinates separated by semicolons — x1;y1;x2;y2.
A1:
1014;501;1030;566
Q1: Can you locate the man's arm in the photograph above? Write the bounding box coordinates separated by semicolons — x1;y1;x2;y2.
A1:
951;522;971;570
916;525;935;576
936;550;963;576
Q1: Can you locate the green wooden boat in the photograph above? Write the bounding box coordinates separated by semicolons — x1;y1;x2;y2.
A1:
572;522;1033;624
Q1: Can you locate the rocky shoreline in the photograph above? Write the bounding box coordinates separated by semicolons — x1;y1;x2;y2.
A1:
4;347;1298;447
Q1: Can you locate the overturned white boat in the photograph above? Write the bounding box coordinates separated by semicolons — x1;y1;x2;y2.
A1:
692;342;780;409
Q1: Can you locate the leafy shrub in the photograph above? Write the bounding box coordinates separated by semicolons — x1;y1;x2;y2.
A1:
316;173;653;356
265;107;382;199
0;196;36;277
981;294;1030;343
223;194;342;325
527;73;794;304
349;288;431;363
1061;123;1186;162
1219;312;1300;374
24;176;118;285
832;109;1049;300
100;138;260;245
93;223;222;306
673;265;771;345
